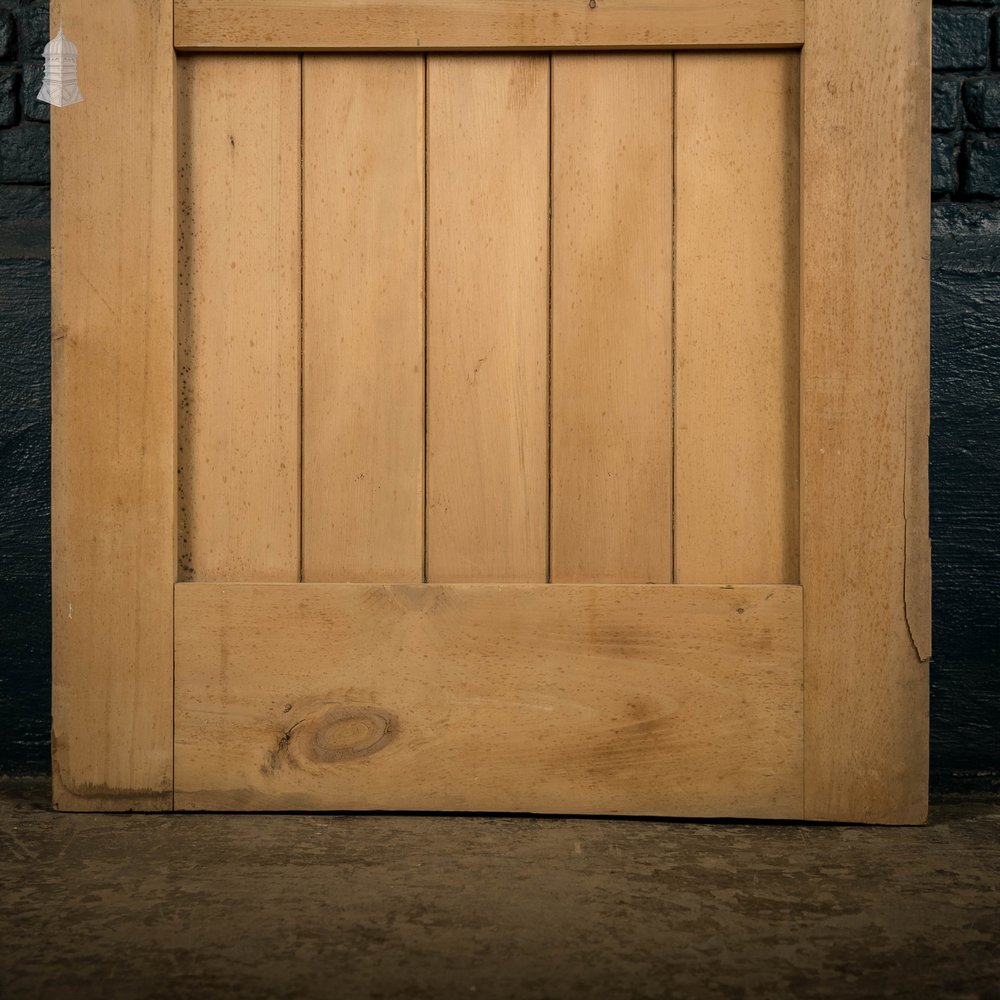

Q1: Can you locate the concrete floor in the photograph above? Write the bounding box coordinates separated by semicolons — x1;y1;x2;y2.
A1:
1;779;998;999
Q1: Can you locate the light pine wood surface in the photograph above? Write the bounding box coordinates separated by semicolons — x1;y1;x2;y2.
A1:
302;56;425;583
550;54;673;584
50;0;176;810
178;55;302;582
175;0;805;51
801;0;931;823
425;56;549;583
674;52;800;585
174;582;804;816
53;13;929;821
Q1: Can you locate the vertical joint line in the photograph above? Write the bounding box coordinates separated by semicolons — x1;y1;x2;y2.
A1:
299;54;305;584
547;55;554;586
670;55;678;585
423;54;430;585
798;49;807;820
172;59;180;810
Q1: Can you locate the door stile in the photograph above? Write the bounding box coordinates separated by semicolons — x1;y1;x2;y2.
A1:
51;0;178;810
799;0;931;824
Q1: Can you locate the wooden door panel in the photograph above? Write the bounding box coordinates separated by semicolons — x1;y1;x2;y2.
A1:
172;51;806;817
674;52;800;584
550;54;673;584
178;55;302;582
302;56;425;584
53;0;930;822
178;51;802;592
425;56;549;583
174;582;804;816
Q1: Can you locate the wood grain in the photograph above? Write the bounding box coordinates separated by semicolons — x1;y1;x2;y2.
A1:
550;54;673;584
175;0;805;51
178;55;301;582
426;56;549;582
174;582;805;817
801;0;931;823
50;0;175;810
674;52;800;585
302;56;424;583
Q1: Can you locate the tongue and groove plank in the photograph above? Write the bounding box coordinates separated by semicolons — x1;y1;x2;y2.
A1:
302;57;425;583
673;52;800;585
426;56;549;583
174;0;805;50
174;582;805;817
550;54;673;584
178;55;302;582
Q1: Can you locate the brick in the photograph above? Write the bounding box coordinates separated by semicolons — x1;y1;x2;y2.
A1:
0;8;15;61
0;217;49;259
0;124;48;183
964;78;1000;130
0;184;48;221
0;69;18;128
21;62;47;123
17;3;50;60
933;135;959;195
964;137;1000;197
932;10;990;71
933;78;963;132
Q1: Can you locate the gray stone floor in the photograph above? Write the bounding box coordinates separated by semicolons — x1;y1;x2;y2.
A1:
1;778;998;999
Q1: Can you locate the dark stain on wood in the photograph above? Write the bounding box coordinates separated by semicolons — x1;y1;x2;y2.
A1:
51;767;172;812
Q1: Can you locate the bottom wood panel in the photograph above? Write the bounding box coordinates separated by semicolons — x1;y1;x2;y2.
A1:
174;583;804;817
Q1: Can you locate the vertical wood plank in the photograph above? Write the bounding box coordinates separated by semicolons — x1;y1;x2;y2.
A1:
674;51;800;585
550;55;673;584
801;0;931;823
178;55;301;582
302;56;424;583
426;56;549;583
51;0;175;809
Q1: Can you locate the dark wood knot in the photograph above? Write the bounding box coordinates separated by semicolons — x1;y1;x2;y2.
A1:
308;707;396;763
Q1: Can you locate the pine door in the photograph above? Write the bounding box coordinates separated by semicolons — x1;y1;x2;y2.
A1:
52;0;932;822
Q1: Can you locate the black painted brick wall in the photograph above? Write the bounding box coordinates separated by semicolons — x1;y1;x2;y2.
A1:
931;1;1000;788
1;3;998;788
0;0;49;775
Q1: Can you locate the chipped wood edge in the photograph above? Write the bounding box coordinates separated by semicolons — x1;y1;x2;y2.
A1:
905;393;932;664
